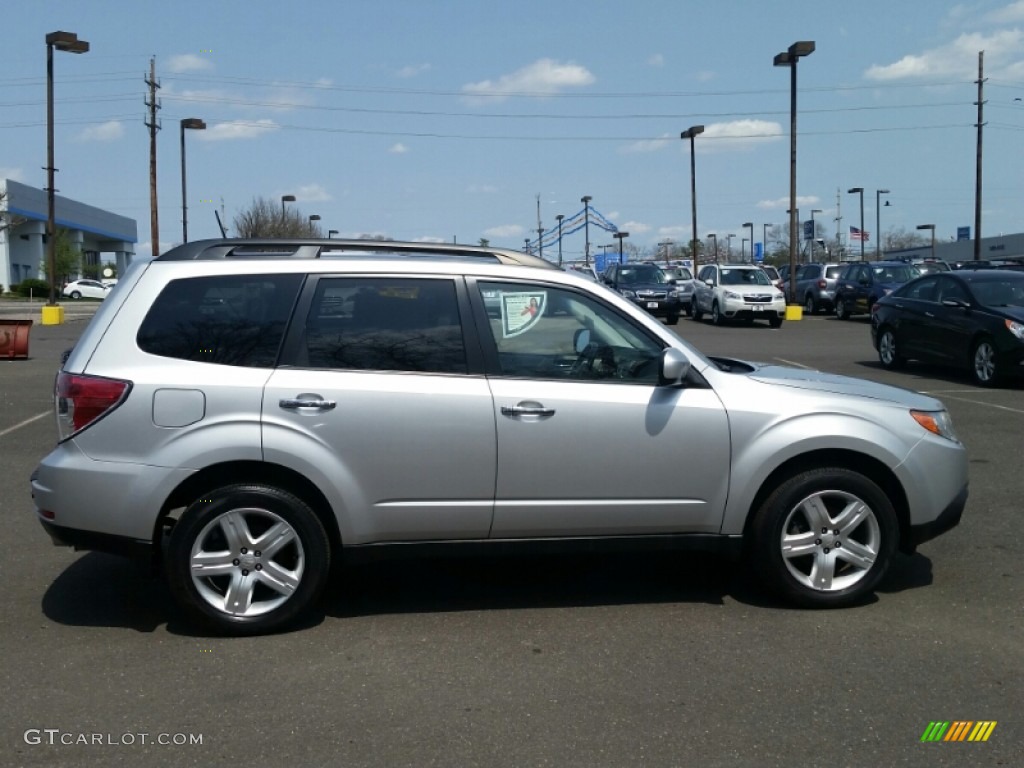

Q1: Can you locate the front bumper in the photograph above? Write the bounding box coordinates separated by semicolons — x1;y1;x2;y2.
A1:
627;297;681;317
904;484;967;551
721;298;786;320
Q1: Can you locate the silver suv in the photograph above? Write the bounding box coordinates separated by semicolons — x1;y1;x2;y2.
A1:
32;239;968;635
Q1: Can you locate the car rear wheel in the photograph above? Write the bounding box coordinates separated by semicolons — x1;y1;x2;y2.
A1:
166;484;330;635
970;337;1002;387
70;290;82;299
750;468;897;607
877;327;905;369
804;294;817;315
712;301;724;326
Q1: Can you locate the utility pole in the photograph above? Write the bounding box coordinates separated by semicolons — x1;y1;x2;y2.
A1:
145;57;161;256
834;187;843;257
536;194;543;261
974;50;986;261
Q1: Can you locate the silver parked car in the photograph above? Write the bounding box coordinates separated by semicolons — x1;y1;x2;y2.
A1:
32;239;968;635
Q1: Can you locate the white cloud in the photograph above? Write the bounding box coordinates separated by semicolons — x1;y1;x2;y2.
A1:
1;167;24;181
484;224;524;238
756;195;820;210
865;29;1024;80
622;133;673;154
389;143;410;154
467;184;499;194
412;236;446;243
463;59;595;101
397;63;431;78
695;70;716;82
984;0;1024;23
167;53;214;73
658;226;688;238
648;53;664;68
76;121;124;142
294;184;332;202
198;119;279;141
620;221;651;235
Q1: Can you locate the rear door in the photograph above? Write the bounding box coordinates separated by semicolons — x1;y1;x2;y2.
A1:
265;275;497;544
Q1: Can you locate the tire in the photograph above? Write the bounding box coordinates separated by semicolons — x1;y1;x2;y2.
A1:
685;301;694;318
769;316;783;329
70;290;82;299
712;301;724;326
835;296;850;320
804;294;817;315
877;327;905;370
691;301;703;321
750;467;898;607
666;313;680;326
166;484;330;635
970;337;1002;387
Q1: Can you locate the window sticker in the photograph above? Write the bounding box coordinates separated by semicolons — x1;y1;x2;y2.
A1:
501;291;547;338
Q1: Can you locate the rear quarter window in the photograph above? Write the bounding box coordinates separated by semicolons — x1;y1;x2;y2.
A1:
136;274;304;367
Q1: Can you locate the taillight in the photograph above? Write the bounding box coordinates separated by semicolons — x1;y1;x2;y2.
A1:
817;279;827;289
55;372;131;440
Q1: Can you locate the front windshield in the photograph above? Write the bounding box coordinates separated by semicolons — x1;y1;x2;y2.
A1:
721;268;771;286
619;265;667;285
872;265;919;282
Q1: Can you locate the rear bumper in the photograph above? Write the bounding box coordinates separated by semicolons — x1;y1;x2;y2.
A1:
38;518;154;561
904;484;967;552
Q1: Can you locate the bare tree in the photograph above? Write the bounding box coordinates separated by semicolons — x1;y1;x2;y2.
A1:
231;196;324;238
0;190;27;235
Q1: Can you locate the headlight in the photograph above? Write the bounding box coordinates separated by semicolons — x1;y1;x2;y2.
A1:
620;290;636;298
669;289;680;298
723;290;741;300
1006;319;1024;340
911;409;959;442
774;292;785;301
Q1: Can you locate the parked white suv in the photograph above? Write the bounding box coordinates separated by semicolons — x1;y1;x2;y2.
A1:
692;264;786;327
32;239;967;634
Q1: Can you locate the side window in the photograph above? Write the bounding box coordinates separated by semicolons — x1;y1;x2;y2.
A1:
902;276;938;302
303;277;466;374
476;281;663;384
936;278;969;304
137;274;303;367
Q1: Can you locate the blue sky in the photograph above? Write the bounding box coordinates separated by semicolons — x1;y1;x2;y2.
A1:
4;0;1024;260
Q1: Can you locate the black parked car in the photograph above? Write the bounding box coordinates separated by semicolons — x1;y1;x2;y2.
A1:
601;262;682;324
871;270;1024;386
834;261;921;319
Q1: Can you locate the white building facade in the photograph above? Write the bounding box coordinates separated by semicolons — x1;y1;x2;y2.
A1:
1;178;137;291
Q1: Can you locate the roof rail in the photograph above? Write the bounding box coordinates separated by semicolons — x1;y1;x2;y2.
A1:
154;238;557;269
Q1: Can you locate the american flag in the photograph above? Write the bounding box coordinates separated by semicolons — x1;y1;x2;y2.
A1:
850;226;870;242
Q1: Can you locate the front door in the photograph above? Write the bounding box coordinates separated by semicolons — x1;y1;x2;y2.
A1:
473;280;731;538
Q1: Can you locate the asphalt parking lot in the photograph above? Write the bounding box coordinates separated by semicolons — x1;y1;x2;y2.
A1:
2;304;1021;768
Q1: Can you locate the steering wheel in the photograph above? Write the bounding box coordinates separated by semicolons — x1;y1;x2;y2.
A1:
569;342;600;377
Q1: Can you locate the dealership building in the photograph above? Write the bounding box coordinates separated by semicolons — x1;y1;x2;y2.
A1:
0;178;137;291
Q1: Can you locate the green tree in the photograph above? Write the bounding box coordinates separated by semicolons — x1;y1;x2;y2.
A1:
48;228;81;288
231;196;324;238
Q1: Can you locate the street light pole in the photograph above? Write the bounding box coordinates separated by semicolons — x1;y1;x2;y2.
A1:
555;214;564;266
917;224;936;261
613;231;629;262
681;125;704;275
774;40;815;305
708;233;718;264
328;229;339;239
743;222;754;262
848;187;865;261
726;233;735;261
179;118;206;243
876;189;890;260
45;30;89;309
763;223;770;258
581;195;592;265
281;194;296;216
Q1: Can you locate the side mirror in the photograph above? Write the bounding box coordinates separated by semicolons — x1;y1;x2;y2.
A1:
660;347;691;385
704;279;715;287
668;278;678;285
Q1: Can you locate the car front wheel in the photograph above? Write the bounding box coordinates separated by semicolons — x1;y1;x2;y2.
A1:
712;301;724;326
70;290;82;299
166;484;330;635
835;297;850;320
877;327;905;369
971;337;1002;387
750;468;898;607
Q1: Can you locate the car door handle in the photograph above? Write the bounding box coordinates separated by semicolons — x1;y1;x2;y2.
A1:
279;396;336;410
501;403;555;418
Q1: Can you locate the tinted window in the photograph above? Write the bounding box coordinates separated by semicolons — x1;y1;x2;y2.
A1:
137;274;303;367
303;277;467;374
477;282;663;383
935;277;969;304
900;276;938;301
824;266;842;279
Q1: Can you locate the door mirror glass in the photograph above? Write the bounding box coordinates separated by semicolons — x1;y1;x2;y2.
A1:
573;328;591;354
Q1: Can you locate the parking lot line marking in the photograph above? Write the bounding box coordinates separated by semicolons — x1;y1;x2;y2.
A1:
0;410;50;438
923;392;1024;415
